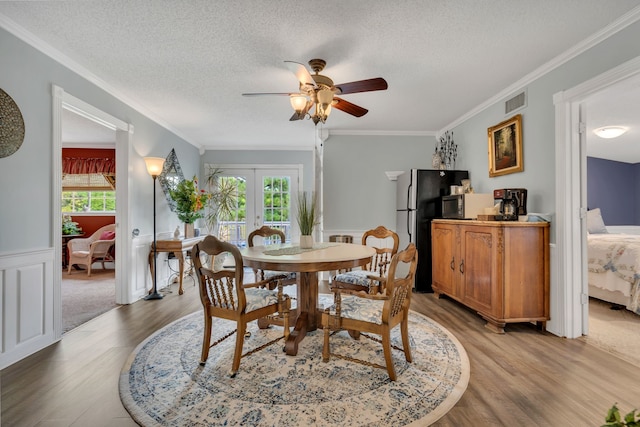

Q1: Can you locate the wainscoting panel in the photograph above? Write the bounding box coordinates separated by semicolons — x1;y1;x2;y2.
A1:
0;249;56;370
131;236;172;302
132;237;152;301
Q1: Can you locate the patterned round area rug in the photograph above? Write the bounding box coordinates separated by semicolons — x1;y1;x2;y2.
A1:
119;302;469;426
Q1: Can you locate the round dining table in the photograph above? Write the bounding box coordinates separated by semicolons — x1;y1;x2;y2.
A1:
240;242;375;356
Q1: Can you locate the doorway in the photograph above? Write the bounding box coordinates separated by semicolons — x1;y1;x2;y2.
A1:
206;164;301;247
555;55;640;339
53;86;133;339
61;109;117;332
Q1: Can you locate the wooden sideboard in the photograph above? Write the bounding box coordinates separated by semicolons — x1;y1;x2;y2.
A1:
431;219;550;333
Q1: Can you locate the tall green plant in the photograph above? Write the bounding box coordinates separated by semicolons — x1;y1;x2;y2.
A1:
204;168;238;238
296;191;318;236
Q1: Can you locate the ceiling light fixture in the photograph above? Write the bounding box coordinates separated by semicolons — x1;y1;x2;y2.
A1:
290;87;335;125
593;126;628;139
288;59;338;125
289;94;308;115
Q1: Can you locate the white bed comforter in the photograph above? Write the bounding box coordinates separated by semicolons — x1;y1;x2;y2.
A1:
588;233;640;314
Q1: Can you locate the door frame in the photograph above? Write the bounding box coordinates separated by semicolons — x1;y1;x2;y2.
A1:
53;85;133;337
206;163;302;245
554;55;640;338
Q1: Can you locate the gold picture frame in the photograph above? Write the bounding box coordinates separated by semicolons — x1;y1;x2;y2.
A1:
488;114;523;177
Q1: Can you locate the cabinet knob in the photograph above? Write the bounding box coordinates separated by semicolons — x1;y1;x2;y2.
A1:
459;260;464;274
450;258;455;271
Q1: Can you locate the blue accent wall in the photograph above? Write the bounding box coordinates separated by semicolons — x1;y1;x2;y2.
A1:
587;157;640;225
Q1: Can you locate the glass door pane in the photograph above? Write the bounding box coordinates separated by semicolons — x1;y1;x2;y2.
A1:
206;166;299;248
256;170;298;243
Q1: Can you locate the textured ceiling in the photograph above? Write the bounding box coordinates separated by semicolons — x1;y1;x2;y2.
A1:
1;1;640;159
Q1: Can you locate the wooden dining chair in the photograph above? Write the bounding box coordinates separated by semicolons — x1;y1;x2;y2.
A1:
193;235;290;377
322;243;418;381
330;225;399;294
248;225;297;289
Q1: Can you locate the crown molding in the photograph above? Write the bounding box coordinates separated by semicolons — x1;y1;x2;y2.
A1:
201;143;315;151
328;130;435;137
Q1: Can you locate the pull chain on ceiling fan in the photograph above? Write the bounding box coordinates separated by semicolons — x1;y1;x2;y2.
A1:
242;59;388;125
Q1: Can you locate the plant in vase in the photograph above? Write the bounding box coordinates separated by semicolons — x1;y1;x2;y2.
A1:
296;191;318;249
62;214;81;235
203;167;237;240
203;168;238;270
169;176;211;237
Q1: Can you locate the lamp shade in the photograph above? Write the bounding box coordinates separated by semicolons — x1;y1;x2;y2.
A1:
593;126;628;139
289;94;308;112
144;157;165;176
317;88;333;106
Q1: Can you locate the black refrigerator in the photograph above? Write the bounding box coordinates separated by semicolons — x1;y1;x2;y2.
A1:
395;169;469;292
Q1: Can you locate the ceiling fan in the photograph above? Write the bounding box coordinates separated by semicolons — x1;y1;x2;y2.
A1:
242;59;388;125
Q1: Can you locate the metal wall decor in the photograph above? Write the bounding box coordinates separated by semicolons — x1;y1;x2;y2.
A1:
158;148;185;212
0;88;25;158
434;130;457;170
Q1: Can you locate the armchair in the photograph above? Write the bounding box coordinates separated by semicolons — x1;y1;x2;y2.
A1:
67;224;116;276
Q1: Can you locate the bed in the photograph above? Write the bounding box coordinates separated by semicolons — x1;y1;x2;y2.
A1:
587;209;640;315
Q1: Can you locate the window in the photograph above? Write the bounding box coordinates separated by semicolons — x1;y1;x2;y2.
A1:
62;190;115;213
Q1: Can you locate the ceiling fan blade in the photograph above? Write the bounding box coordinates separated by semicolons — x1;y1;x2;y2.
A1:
242;92;293;96
284;61;316;88
289;100;312;121
333;78;388;95
333;97;368;117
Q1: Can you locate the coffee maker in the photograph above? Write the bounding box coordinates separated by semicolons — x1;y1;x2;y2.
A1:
493;188;527;221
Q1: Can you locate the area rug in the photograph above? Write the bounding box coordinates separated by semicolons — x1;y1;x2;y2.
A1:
119;298;469;426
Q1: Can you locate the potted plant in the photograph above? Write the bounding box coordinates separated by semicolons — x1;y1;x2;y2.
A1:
203;168;237;240
62;214;81;235
296;191;318;249
169;176;210;238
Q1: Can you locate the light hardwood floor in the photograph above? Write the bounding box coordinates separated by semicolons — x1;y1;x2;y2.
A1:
2;283;639;426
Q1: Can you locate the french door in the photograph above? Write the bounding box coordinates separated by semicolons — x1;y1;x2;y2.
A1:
206;165;300;247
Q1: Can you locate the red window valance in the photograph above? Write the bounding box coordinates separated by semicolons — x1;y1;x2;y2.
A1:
62;157;116;175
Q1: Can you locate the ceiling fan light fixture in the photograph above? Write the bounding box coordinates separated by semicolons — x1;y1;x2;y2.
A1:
289;94;308;113
317;88;334;106
594;126;628;139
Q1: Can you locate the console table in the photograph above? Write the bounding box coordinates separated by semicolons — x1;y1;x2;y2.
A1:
149;236;205;295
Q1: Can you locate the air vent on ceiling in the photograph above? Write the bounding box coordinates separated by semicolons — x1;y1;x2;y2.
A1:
505;90;527;115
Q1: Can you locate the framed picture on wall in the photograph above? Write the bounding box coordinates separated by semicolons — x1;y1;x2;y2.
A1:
488;114;523;177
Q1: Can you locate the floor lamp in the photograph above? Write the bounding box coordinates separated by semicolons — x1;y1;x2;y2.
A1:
144;156;166;300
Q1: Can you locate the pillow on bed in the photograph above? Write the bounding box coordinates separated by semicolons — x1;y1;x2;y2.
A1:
587;208;608;234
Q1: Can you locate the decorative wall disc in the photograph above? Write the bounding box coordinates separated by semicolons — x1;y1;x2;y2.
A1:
0;89;25;158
